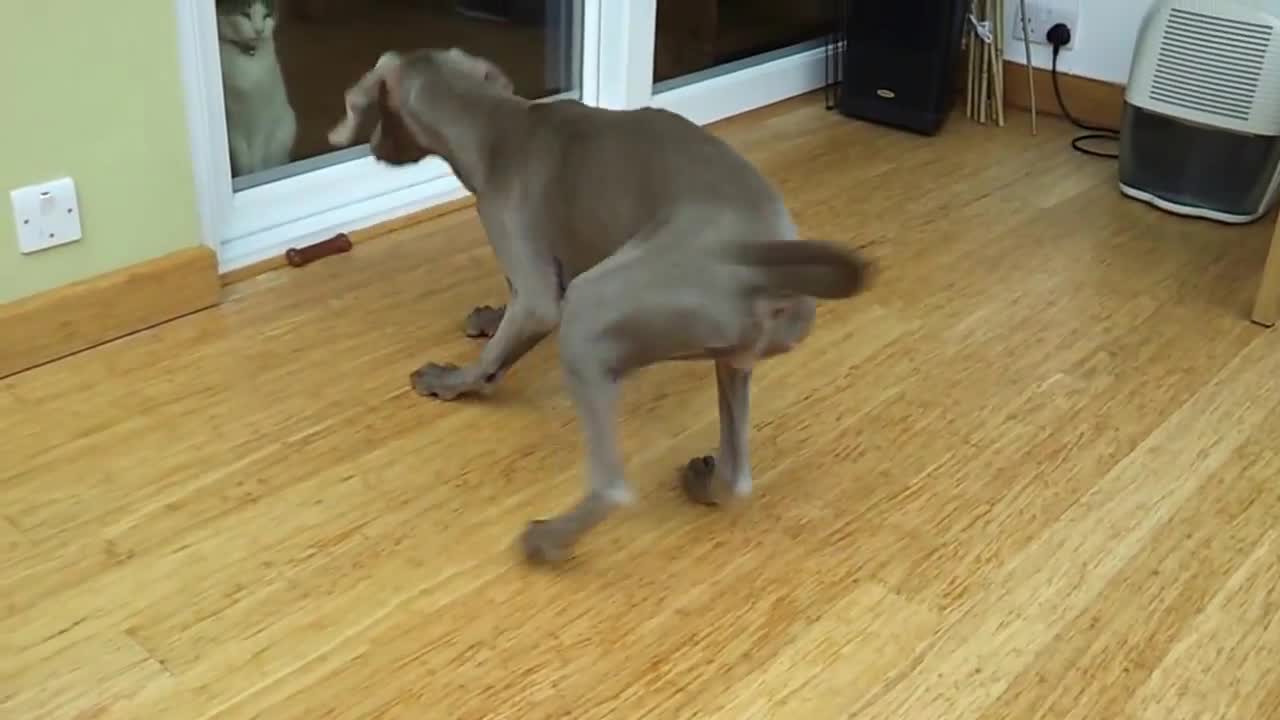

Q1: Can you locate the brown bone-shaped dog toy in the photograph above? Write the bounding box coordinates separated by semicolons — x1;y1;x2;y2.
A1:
285;232;353;267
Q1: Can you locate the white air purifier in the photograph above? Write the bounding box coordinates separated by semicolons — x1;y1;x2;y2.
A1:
1120;0;1280;224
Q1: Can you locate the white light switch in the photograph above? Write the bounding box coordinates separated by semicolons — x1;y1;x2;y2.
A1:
11;177;83;254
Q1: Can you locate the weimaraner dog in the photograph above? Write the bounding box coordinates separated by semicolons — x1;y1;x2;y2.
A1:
329;48;873;565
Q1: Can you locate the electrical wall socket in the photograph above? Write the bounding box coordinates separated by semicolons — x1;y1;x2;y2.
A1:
1012;1;1079;50
10;177;83;254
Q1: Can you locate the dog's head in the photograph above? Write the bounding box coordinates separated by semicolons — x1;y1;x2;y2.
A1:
328;48;515;166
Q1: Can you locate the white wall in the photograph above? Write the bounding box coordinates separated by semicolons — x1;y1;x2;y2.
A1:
1003;0;1156;84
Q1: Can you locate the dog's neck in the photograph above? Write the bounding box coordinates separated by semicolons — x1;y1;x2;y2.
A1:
409;80;529;195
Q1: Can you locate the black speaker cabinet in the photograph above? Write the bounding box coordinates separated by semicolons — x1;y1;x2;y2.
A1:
830;0;969;135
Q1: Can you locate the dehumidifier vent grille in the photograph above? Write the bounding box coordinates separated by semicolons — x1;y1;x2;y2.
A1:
1150;8;1273;123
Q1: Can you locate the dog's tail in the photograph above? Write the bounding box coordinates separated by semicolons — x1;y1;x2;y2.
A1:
730;240;873;299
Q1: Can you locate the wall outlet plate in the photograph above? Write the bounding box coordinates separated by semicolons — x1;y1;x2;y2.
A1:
11;177;83;254
1012;1;1079;50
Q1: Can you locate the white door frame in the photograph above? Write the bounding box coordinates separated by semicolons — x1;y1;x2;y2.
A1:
174;0;830;274
593;0;657;109
175;0;231;258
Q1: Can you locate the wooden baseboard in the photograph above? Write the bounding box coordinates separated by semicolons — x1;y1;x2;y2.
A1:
219;194;477;285
0;246;221;379
1001;61;1125;131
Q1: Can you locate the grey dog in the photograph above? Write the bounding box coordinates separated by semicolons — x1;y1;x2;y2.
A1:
329;48;873;565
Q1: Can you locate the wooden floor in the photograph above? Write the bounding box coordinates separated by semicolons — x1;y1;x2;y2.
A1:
4;95;1280;719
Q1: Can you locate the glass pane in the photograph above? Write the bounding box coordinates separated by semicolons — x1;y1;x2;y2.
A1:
654;0;828;86
216;0;582;191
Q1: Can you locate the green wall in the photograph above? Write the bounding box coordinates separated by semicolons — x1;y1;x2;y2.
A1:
0;2;202;305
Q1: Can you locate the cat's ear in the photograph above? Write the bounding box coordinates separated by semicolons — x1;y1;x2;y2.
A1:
328;52;403;147
443;47;515;94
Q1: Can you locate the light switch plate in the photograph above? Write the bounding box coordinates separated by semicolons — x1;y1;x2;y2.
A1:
11;177;83;254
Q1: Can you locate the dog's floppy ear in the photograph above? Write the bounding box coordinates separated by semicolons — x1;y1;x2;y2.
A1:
328;51;403;147
443;47;515;94
369;69;432;165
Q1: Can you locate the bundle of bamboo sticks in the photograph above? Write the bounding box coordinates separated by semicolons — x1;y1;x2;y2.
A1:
965;0;1006;126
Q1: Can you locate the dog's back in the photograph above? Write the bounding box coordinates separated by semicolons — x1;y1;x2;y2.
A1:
517;101;797;279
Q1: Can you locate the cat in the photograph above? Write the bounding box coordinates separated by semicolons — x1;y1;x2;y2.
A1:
216;0;297;177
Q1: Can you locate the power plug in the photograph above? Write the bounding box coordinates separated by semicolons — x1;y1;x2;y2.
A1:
1047;23;1072;50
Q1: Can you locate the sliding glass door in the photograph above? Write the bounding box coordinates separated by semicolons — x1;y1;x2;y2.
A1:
187;0;584;270
653;0;830;88
178;0;832;272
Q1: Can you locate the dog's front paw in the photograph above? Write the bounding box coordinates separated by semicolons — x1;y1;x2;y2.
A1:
410;362;475;400
681;455;721;506
464;305;505;338
520;519;572;566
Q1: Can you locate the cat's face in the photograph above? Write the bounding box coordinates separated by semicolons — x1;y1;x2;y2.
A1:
216;0;277;50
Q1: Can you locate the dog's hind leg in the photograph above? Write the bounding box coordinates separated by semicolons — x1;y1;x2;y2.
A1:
520;297;631;565
683;359;753;506
518;225;760;564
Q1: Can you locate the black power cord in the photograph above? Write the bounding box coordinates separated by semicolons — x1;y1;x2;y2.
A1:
1047;23;1120;159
